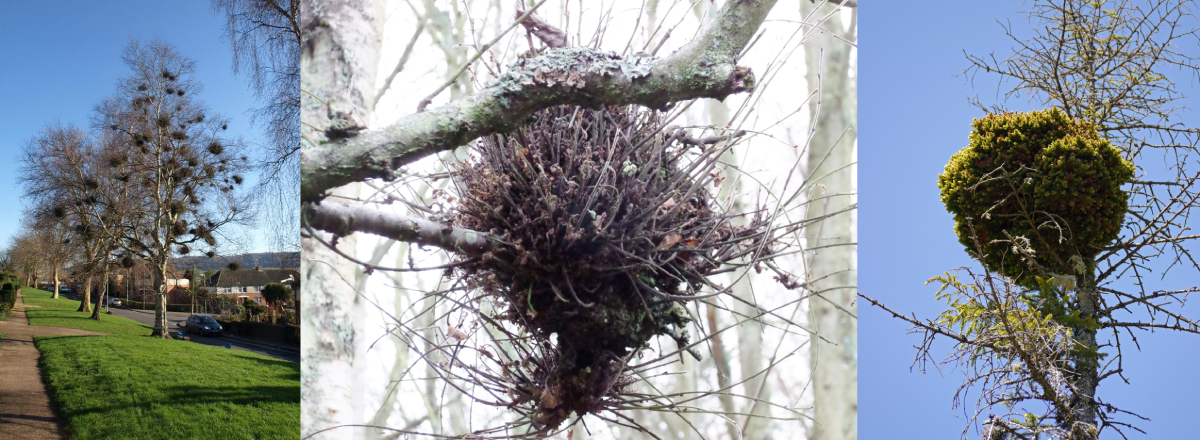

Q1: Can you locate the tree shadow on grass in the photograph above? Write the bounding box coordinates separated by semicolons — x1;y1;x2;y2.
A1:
224;351;301;380
60;384;300;418
55;385;299;439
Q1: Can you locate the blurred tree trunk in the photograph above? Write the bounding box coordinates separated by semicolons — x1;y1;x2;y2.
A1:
708;93;751;440
300;1;385;438
90;268;108;320
422;0;475;100
734;271;771;440
52;265;60;299
662;353;697;440
79;274;93;313
367;241;409;440
800;3;857;440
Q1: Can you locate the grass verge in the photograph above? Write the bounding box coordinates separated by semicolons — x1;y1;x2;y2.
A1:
36;335;300;439
20;287;151;336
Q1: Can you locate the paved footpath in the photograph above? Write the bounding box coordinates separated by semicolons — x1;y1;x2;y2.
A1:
0;292;105;440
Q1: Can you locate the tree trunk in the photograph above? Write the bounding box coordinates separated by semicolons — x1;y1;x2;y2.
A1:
800;3;857;440
78;275;92;313
150;260;171;338
367;243;413;440
90;268;108;321
662;351;696;440
52;265;60;299
300;1;385;438
1069;263;1099;439
734;271;772;440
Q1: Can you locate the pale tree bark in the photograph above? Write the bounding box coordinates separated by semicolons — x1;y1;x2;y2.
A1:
708;88;747;440
366;240;407;440
79;274;93;313
421;0;475;101
1070;262;1099;439
663;352;698;440
734;271;772;440
418;282;443;435
52;265;60;300
800;3;856;440
90;267;109;321
713;99;774;440
300;1;385;438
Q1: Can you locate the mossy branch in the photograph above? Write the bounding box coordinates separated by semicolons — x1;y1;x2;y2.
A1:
300;0;779;202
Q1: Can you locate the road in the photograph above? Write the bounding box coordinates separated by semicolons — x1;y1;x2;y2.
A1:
108;306;300;363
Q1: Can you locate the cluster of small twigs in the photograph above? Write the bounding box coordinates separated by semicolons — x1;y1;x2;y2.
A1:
428;104;787;432
297;2;855;438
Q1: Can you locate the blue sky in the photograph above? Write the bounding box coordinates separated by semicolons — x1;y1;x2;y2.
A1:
860;2;1200;439
0;1;272;253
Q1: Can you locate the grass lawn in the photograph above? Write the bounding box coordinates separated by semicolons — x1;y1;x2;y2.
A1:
20;287;151;336
36;335;300;439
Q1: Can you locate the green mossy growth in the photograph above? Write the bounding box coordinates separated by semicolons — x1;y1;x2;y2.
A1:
938;108;1134;286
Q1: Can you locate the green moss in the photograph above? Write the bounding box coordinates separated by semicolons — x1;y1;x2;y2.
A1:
938;108;1134;286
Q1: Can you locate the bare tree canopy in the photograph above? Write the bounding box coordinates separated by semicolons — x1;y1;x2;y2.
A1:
212;0;301;252
93;39;252;338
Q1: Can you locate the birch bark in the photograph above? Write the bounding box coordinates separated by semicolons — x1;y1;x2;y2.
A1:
799;3;857;440
300;1;385;438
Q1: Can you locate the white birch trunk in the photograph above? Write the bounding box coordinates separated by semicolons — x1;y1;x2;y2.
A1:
800;3;857;440
300;1;385;438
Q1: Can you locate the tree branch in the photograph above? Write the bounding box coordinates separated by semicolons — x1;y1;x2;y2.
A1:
303;202;504;257
300;0;780;201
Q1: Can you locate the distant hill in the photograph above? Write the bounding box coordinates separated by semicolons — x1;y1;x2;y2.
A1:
172;252;299;271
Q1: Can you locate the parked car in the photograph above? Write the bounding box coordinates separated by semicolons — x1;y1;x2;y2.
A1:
183;314;222;336
108;297;122;307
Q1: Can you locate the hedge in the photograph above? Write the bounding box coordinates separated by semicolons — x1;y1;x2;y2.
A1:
120;299;202;313
0;286;15;319
215;319;300;346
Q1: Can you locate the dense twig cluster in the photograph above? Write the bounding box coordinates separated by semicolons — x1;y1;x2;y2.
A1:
442;105;774;431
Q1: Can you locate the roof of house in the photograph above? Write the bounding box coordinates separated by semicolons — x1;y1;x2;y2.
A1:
208;268;299;288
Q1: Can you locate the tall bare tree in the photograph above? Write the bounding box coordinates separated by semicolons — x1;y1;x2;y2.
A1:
25;206;77;299
7;229;46;287
211;0;301;253
96;40;250;338
20;124;112;313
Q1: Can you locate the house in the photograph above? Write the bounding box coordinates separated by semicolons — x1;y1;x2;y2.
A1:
207;266;299;306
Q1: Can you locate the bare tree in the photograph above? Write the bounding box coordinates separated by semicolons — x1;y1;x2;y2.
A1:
7;228;46;287
211;0;301;253
864;1;1200;438
96;40;251;338
20;124;112;313
25;206;76;299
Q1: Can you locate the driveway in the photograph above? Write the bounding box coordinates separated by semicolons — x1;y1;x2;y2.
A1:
107;307;299;363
